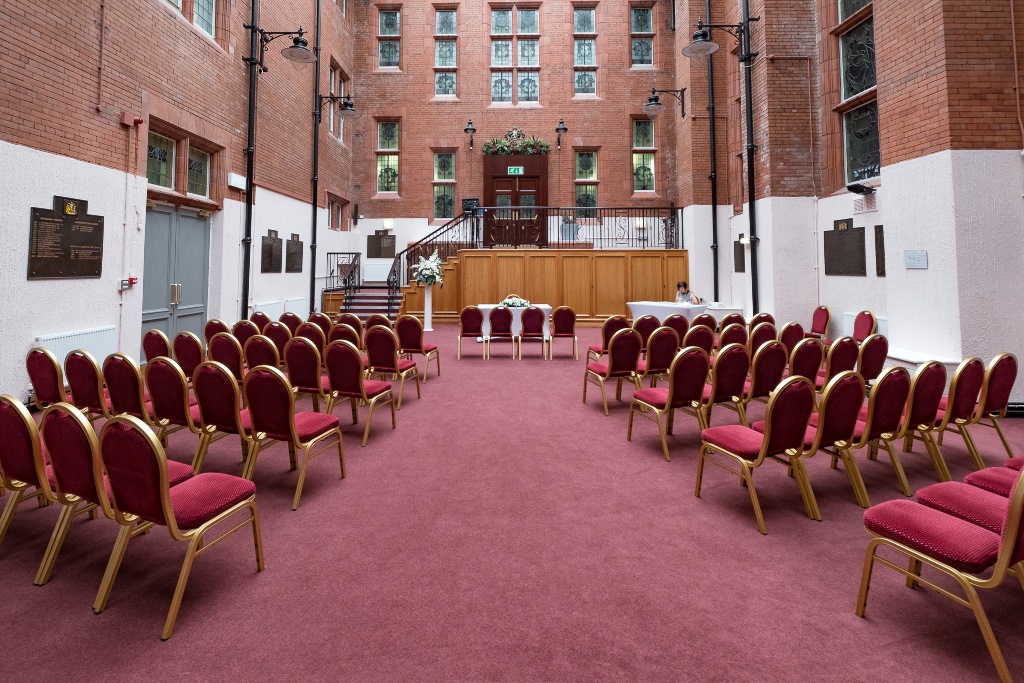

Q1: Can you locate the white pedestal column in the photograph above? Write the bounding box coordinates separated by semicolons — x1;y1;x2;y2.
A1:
423;284;434;331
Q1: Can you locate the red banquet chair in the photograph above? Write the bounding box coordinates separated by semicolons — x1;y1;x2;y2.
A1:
244;335;280;371
973;353;1018;459
145;357;206;462
26;347;69;412
748;322;776;358
550;306;578;360
683;325;714;356
263;321;292;362
486;306;516;359
583;328;642;416
284;337;330;413
748;312;774;331
364;314;392;331
636;327;679;387
587;315;630;363
96;415;262;640
172;331;205;381
852;310;877;343
335;312;363;338
203;319;230;345
663;314;689;343
307;311;333;339
232;320;260;349
926;357;986;473
366;326;420;409
740;339;788;417
817;336;858;390
295;321;327;359
778;321;804;357
65;349;111;422
856;466;1024;683
209;332;245;389
788;338;824;382
717;323;748;351
279;311;303;335
805;305;830;339
632;315;661;357
891;360;949;482
142;329;171;363
691;313;718;331
518;306;549;360
103;352;164;440
192;361;255;473
700;343;751;428
0;395;53;549
243;365;345;510
250;310;273;332
396;314;442;378
856;333;888;382
324;340;396;447
720;313;745;330
628;346;710;462
696;376;817;534
458;306;485;360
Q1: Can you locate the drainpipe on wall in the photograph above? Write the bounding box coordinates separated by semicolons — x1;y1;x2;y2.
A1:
309;0;322;315
705;0;719;302
240;0;260;321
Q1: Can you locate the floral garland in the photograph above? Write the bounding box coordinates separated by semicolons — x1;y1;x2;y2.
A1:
412;250;443;287
500;295;530;308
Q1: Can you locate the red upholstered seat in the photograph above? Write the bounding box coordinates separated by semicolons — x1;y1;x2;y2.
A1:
587;362;608;375
1005;457;1024;471
293;412;341;442
750;420;816;448
965;467;1019;497
168;473;257;531
397;358;416;372
701;424;764;458
916;482;1008;534
588;344;603;353
363;379;391;398
633;387;668;409
864;499;999;573
103;460;194;501
188;404;252;433
422;343;438;352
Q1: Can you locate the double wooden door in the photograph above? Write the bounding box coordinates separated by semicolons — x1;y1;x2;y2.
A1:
482;155;549;248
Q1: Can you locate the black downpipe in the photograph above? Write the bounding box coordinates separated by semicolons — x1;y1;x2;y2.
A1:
241;0;260;320
309;0;322;314
706;0;719;302
741;0;760;313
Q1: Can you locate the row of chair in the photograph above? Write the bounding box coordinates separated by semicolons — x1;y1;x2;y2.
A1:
456;305;578;360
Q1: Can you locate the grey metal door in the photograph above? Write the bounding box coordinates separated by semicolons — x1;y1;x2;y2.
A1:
141;206;210;354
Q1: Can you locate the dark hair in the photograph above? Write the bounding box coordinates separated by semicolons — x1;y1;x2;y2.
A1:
677;281;687;289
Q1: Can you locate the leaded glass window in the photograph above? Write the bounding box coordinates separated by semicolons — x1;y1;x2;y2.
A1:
575;184;597;218
435;72;456;96
491;72;512;102
193;0;215;36
839;0;871;22
433;186;455;219
186;148;209;196
573;8;595;33
574;39;595;67
491;9;512;34
146;133;175;188
434;153;455;180
379;40;400;67
378;121;399;150
492;40;512;67
379;11;400;36
377;155;398;192
840;18;875;100
436;40;456;67
844;101;880;183
518;9;539;34
495;193;512;219
574;71;596;95
575;152;596;180
519;39;538;67
632;153;655;191
633;120;654;148
631;38;653;65
518;72;538;102
631;8;652;33
436;9;456;35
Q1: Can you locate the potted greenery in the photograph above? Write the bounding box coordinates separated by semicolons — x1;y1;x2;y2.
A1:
560;211;578;242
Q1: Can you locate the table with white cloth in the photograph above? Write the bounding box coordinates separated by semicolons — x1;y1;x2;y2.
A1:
626;301;707;323
704;305;745;323
477;304;552;342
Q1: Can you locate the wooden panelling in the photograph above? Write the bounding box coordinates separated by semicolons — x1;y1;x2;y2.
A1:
494;254;526;299
594;256;628;317
525;254;559;307
562;256;594;317
630;255;665;303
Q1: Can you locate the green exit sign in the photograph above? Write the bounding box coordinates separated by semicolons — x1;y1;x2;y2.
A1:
507;166;524;175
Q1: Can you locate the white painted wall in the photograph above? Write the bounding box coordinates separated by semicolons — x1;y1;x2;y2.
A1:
681;204;733;306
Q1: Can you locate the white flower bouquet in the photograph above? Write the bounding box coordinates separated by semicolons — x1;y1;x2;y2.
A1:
500;295;531;308
412;250;443;287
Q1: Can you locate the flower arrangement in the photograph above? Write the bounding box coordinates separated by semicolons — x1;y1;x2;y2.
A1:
481;136;550;156
500;294;531;308
412;250;443;287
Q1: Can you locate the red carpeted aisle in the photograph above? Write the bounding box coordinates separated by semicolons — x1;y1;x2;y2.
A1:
2;323;1022;681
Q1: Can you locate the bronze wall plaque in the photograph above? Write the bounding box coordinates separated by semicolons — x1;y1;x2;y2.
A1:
366;234;381;258
367;231;396;259
27;196;104;279
261;229;283;273
874;225;886;277
286;233;304;273
823;223;867;276
733;239;745;273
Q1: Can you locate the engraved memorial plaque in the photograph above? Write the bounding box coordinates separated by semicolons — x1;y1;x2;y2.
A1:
286;233;304;273
261;229;283;273
27;196;104;279
823;220;867;276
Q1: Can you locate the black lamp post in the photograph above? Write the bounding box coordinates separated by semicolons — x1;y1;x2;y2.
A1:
682;9;761;313
555;119;568;207
641;88;687;118
241;17;315;320
464;119;476;150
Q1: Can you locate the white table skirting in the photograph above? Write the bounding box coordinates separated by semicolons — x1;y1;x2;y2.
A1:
478;304;553;339
626;301;707;323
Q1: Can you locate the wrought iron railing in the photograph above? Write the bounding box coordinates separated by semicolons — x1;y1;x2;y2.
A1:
324;252;361;310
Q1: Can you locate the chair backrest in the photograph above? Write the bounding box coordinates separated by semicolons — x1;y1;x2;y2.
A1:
779;321;804;356
40;403;105;508
603;328;642;377
103;353;149;420
395;315;426;351
856;333;888;381
284;337;325;393
325;341;368;400
365;314;392;331
209;332;245;381
683;325;714;355
749;312;775;331
329;323;362;348
308;312;333;338
64;349;108;416
144;357;194;429
243;365;298;443
747;340;788;399
204;319;231;345
489;306;514;335
172;331;205;379
759;377;816;461
663;314;689;340
244;334;280;370
250;310;273;332
719;323;748;348
142;329;171;363
721;313;745;330
860;366;912;442
600;315;630;350
552;306;576;335
748;322;776;356
823;337;859;383
789;338;825;381
632;315;661;347
0;395;48;494
263;321;292;360
99;415;174;528
232;319;260;348
521;306;546;336
903;361;947;434
707;343;751;405
335;313;363;336
296;322;327;357
279;312;303;334
810;305;830;335
813;371;867;450
194;361;246;432
666;347;711;408
25;347;67;411
642;327;680;376
853;310;877;342
980;353;1018;418
460;306;484;336
691;313;717;331
365;326;401;372
941;357;985;427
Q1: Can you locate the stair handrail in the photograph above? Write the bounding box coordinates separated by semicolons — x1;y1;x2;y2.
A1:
386;212;475;316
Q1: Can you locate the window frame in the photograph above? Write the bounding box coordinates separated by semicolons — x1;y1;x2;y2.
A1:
431;150;457;220
375;119;401;195
574;149;599;218
830;1;879;186
572;4;599;97
489;3;543;106
147;132;176;189
377;6;403;70
630;119;657;193
628;5;655;68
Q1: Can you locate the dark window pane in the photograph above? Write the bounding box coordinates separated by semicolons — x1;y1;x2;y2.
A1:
433;186;454;219
436;10;456;35
844;101;880;182
631;38;653;65
379;11;400;35
378;122;399;150
435;72;456;96
379;40;400;67
839;0;871;22
631;8;652;33
573;8;595;33
841;18;875;99
147;133;175;188
574;70;596;95
491;72;512;102
575;184;597;218
518;72;538;102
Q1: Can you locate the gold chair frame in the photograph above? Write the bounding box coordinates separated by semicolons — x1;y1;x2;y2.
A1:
142;328;172;361
927;357;987;472
457;305;485;360
146;357;212;471
627;347;709;462
366;326;421;409
703;343;752;429
900;360;956;483
26;347;69;412
397;314;442;379
0;395;54;549
284;336;330;412
65;348;113;422
325;341;397;447
104;352;170;445
550;305;579;360
484;307;518;360
967;353;1018;459
635;326;680;388
587;315;629;363
516;308;551;361
583;328;642;416
191;361;256;473
739;339;787;416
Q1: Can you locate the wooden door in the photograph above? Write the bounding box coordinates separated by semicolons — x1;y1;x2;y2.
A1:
484;176;548;247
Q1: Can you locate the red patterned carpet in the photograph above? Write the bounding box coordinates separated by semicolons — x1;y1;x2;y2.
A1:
2;322;1022;681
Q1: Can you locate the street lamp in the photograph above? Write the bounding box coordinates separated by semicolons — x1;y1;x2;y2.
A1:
240;22;315;320
554;119;568;209
641;88;687;119
464;119;476;149
555;118;568;149
682;11;762;313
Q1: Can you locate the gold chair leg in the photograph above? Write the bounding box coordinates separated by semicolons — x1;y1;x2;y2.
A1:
458;337;462;360
434;351;441;377
250;501;266;572
737;402;749;428
855;540;879;617
336;433;346;479
695;445;708;497
389;395;397;429
191;432;211;472
0;489;25;546
583;370;590;404
906;558;923;589
959;425;986;470
937;430;944;446
882;441;913;496
992;418;1015;459
600;380;609;416
922;432;952;482
666;408;675;435
964;581;1014;683
743;465;768;535
903;433;914;453
839;448;872;508
413;373;421;401
292;446;313;511
615;377;623;401
34;503;77;586
312;394;320;413
790;458;821;521
396;375;406;410
161;535;201;640
93;523;134;613
627;402;636;441
349;398;358;425
362;401;374;447
288;442;297;471
574;337;578;361
656;411;670;462
242;441;260;481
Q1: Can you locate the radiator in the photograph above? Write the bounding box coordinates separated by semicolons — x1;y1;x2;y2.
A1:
284;297;306;315
842;312;888;337
254;301;285;318
33;325;118;365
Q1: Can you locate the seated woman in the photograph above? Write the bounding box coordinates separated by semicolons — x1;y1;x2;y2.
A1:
675;281;701;305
